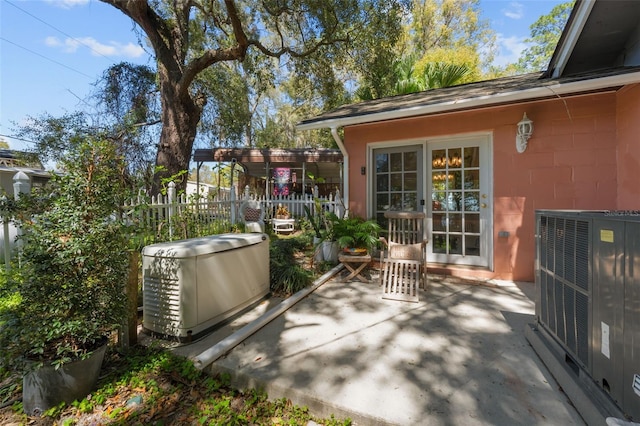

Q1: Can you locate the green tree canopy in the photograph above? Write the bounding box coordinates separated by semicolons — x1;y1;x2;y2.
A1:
516;1;575;73
355;0;495;100
99;0;406;194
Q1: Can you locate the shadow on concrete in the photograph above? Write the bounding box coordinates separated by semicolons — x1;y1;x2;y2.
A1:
168;271;586;425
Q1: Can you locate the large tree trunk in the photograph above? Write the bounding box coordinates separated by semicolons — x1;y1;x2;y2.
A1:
101;0;354;196
152;76;201;195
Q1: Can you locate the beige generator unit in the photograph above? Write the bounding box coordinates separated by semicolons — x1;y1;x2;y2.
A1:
142;233;269;341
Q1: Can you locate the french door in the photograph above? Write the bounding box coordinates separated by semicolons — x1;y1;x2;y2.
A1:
372;145;424;224
427;136;492;268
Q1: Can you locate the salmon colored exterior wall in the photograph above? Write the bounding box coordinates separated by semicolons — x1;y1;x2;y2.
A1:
616;84;640;209
342;89;639;282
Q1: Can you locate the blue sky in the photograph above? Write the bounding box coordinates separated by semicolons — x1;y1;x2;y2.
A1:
1;0;565;151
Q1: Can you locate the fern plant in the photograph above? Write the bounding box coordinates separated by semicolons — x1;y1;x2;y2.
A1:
330;215;381;252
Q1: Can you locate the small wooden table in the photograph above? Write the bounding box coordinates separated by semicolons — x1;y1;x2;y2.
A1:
338;253;372;283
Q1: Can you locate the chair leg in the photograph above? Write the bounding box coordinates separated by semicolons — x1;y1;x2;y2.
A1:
421;267;427;290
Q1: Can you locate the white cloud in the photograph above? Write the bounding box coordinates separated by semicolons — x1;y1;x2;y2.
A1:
120;43;147;58
493;34;529;67
44;0;90;9
502;2;524;20
44;36;62;47
45;36;145;58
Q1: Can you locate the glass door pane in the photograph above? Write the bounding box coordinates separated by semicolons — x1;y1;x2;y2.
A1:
373;145;423;226
428;140;490;267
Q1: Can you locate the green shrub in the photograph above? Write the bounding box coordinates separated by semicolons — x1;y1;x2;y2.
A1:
269;237;313;295
330;214;381;251
0;139;131;371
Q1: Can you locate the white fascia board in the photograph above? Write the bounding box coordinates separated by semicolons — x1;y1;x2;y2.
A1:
296;70;640;132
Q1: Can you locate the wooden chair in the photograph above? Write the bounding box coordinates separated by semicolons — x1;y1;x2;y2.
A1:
239;200;265;233
379;211;428;301
380;258;422;302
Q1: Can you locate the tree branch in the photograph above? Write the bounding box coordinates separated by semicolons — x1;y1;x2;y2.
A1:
100;0;173;61
180;0;250;90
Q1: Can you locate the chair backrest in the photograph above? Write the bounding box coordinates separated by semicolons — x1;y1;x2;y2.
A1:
384;211;426;245
240;200;264;223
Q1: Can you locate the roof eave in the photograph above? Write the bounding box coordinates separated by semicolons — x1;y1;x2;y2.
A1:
297;70;640;131
546;0;596;79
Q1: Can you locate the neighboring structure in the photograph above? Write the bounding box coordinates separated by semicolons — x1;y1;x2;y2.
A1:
193;147;344;198
0;149;50;197
297;0;640;282
0;151;50;263
185;181;230;199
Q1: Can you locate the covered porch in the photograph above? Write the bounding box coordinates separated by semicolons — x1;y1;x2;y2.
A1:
193;147;344;199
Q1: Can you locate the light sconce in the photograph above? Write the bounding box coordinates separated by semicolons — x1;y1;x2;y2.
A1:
516;113;533;153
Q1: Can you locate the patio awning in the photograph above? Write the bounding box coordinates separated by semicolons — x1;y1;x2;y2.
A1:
193;147;343;183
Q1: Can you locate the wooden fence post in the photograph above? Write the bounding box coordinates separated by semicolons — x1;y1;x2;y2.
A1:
120;249;140;349
6;171;32;269
167;182;176;239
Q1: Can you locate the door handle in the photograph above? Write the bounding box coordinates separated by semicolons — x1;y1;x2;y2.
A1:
481;203;487;208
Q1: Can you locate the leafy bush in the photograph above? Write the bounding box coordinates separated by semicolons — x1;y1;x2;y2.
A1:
0;139;132;371
269;237;314;295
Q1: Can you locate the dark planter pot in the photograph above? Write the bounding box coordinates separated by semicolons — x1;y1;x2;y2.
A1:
22;343;107;416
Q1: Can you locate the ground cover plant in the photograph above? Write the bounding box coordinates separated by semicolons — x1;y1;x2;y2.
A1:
1;345;350;425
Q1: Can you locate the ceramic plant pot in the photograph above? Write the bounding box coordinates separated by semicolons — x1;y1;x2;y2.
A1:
313;236;324;262
322;240;339;263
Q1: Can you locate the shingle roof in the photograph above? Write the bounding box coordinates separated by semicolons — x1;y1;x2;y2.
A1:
297;67;640;130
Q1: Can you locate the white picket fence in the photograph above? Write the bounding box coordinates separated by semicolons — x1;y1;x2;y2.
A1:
2;175;345;268
122;182;345;242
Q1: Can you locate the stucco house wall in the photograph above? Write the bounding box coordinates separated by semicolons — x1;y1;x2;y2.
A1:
616;83;640;209
342;90;632;282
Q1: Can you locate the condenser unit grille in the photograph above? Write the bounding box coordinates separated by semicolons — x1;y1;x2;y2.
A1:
576;291;589;364
575;220;589;291
537;214;590;369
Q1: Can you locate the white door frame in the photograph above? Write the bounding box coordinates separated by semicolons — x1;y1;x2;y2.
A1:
366;140;427;218
426;133;493;269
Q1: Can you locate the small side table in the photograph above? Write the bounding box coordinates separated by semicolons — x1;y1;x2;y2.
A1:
272;218;295;234
338;253;372;283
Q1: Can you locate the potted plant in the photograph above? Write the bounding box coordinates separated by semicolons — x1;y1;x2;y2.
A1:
331;214;382;255
276;203;290;219
317;211;341;263
303;201;324;262
0;139;132;415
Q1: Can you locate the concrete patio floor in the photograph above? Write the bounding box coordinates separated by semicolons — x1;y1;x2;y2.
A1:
169;270;586;425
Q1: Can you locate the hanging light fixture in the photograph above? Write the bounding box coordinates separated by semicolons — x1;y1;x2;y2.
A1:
516;113;534;153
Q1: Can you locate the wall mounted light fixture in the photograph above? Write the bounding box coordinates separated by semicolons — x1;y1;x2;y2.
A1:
516;113;533;153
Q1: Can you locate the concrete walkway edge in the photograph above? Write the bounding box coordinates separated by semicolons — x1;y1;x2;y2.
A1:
208;362;397;426
192;264;344;370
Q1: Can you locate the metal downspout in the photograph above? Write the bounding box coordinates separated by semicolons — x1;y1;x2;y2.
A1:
331;127;348;213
